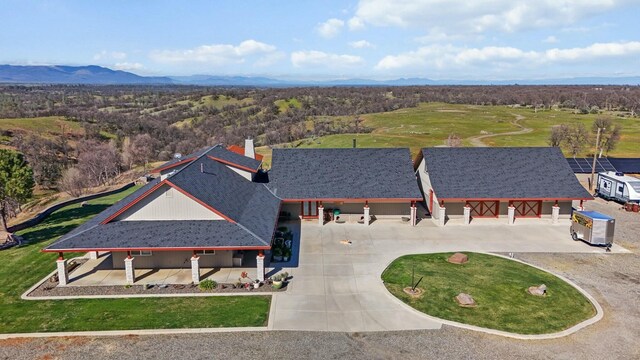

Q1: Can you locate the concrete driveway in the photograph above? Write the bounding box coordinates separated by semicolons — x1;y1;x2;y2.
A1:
269;219;628;332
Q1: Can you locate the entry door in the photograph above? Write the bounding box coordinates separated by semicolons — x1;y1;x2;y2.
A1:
467;201;499;217
302;201;318;218
512;200;542;218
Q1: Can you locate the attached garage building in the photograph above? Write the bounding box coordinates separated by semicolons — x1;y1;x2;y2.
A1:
415;147;593;225
268;148;423;225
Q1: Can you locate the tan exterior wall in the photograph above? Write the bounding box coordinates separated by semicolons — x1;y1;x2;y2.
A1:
226;165;253;181
115;184;223;221
112;250;233;269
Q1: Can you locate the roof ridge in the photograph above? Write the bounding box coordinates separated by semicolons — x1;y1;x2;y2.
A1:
163;145;220;180
232;221;270;246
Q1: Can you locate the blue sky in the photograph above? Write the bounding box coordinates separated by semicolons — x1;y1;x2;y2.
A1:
2;0;640;80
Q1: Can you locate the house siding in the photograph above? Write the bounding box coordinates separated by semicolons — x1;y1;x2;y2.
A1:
115;184;223;221
226;165;253;181
112;250;233;268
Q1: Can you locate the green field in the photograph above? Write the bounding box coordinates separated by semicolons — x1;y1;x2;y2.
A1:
1;187;270;333
382;253;596;334
0;116;84;138
278;103;640;159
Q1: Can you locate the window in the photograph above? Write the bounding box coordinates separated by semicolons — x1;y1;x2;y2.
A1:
130;250;152;256
618;184;624;193
195;250;215;255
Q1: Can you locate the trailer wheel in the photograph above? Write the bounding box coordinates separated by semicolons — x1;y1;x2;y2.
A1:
571;232;579;241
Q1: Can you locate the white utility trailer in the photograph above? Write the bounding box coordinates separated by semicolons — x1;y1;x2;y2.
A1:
596;171;640;204
570;210;615;247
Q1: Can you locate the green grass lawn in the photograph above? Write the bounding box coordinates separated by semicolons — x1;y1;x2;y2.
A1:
270;103;640;160
0;116;84;137
1;187;270;333
381;252;596;334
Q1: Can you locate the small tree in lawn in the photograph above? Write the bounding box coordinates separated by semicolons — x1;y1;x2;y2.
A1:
444;133;462;147
564;123;590;158
0;150;35;232
548;124;569;147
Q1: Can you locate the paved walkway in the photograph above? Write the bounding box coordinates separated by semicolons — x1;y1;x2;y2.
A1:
269;219;627;332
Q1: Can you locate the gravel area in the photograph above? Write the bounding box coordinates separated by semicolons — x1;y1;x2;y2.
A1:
28;279;287;297
2;198;639;360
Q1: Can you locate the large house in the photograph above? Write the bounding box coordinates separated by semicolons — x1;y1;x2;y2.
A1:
267;148;423;226
415;147;593;225
44;143;279;286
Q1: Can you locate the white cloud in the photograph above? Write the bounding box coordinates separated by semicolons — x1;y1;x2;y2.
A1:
317;18;345;38
149;40;277;65
93;51;127;61
375;41;640;71
291;50;364;68
113;62;144;71
254;51;286;67
353;0;627;35
348;16;365;30
349;40;375;49
543;35;559;44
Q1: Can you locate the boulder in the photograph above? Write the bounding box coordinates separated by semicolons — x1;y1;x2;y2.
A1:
455;293;476;307
528;284;547;296
448;252;469;264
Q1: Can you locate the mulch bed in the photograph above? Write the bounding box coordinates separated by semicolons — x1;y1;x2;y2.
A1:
27;275;288;298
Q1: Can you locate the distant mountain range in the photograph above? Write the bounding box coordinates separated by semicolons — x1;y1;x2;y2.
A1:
1;65;639;86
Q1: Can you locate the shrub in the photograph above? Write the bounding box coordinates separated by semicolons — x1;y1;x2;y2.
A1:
198;279;217;290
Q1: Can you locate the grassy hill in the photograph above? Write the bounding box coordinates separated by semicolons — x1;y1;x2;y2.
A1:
264;102;640;163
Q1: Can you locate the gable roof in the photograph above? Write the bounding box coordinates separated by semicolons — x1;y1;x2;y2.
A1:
227;144;264;161
151;145;262;174
267;148;423;200
45;153;279;252
421;147;593;200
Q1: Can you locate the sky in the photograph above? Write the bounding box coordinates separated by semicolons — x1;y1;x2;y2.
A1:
2;0;640;80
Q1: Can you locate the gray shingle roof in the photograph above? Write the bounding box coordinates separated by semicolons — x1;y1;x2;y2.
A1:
268;148;423;200
421;147;593;200
45;153;279;252
206;146;262;172
46;221;268;250
152;145;261;173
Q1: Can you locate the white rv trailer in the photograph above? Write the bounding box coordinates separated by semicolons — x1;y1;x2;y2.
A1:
596;171;640;204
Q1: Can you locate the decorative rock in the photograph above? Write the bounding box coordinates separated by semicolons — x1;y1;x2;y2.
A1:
448;253;469;264
528;284;547;296
455;293;476;307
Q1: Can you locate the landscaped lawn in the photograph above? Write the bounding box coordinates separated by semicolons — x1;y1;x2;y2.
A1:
381;252;596;334
1;187;270;333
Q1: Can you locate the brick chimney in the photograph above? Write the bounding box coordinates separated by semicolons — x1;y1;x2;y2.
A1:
244;138;255;159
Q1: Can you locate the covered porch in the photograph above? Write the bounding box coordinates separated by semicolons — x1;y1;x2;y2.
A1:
53;249;269;287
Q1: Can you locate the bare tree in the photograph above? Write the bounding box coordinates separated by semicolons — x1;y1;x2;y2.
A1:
58;167;87;197
564;123;590;158
122;134;155;170
548;124;569;147
444;133;462;147
77;140;122;187
592;117;622;157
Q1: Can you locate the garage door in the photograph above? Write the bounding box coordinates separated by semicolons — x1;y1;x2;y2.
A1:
467;201;499;217
512;200;542;218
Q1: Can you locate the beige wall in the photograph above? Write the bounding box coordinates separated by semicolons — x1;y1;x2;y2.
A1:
226;165;253;181
112;250;233;269
115;184;223;221
417;159;439;218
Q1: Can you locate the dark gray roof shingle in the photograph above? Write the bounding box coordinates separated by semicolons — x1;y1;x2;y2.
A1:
45;153;279;251
46;221;268;250
206;146;262;172
268;148;423;200
421;147;593;200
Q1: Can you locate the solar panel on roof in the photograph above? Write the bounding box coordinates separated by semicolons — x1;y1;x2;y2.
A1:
565;157;627;173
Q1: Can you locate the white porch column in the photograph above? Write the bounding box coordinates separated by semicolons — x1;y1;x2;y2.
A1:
124;254;135;285
256;251;265;282
552;203;560;224
410;201;417;226
438;206;446;227
364;202;370;226
56;255;68;286
508;205;516;225
463;204;471;225
88;251;98;260
318;203;324;226
191;254;200;284
578;200;585;211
